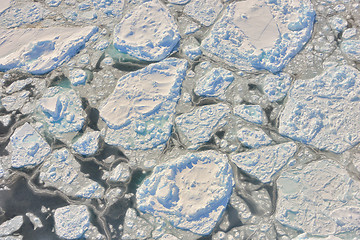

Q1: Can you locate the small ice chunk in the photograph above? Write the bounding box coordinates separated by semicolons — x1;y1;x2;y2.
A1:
137;150;234;235
0;27;98;74
184;0;223;27
234;105;265;124
91;0;124;17
342;28;357;40
0;114;11;127
237;127;272;148
100;58;188;150
5;79;33;94
46;0;62;7
72;131;100;156
175;103;230;148
168;0;190;5
9;123;51;169
0;216;23;237
261;73;292;102
69;69;88;86
340;40;360;61
122;208;153;240
113;0;180;61
108;162;130;183
276;160;360;236
0;0;10;14
231;142;297;183
54;205;90;240
329;16;347;32
279;65;360;153
25;213;43;230
1;91;30;112
184;23;200;35
194;68;234;100
0;3;44;28
183;45;202;60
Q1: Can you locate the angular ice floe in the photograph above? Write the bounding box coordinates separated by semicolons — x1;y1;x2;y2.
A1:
39;148;104;199
329;16;347;32
234;105;265;125
137;150;234;235
201;0;315;73
237;127;272;149
5;78;33;95
175;103;230;149
68;69;88;86
231;142;296;183
26;213;43;230
183;45;202;60
0;27;98;74
54;205;90;240
0;216;23;237
276;160;360;236
340;40;360;61
184;0;223;27
113;0;180;61
36;86;85;137
108;162;130;183
122;208;153;240
0;3;44;28
260;73;292;102
279;65;360;153
9;123;51;169
72;131;100;156
100;58;188;150
1;91;30;112
194;68;234;100
0;0;10;14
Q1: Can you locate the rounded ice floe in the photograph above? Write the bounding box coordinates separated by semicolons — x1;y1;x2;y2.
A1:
54;205;90;240
113;0;180;61
230;142;297;183
0;216;23;237
329;16;348;32
100;58;188;150
279;65;360;153
340;40;360;61
276;160;360;236
68;69;88;86
237;127;272;149
234;105;265;125
72;131;100;156
201;0;315;73
184;0;223;27
137;150;234;235
9;123;51;169
0;27;98;74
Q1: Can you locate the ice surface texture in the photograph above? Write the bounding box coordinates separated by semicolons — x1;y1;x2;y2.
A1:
279;65;360;153
0;0;10;15
72;131;100;156
137;150;234;235
0;27;97;74
184;0;223;27
276;160;360;236
0;216;23;237
201;0;315;73
100;58;188;150
113;0;180;61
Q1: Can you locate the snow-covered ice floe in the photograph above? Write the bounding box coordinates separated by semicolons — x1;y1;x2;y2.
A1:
72;131;100;156
136;150;234;235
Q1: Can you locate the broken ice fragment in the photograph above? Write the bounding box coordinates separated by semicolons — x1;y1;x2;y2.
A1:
194;68;234;100
54;205;90;240
100;58;188;150
1;91;30;112
261;73;292;102
69;69;88;86
340;40;360;61
329;16;348;32
175;103;230;149
234;105;265;125
72;131;100;156
137;150;234;235
184;0;223;27
201;0;315;73
183;45;202;60
108;162;130;183
276;160;360;236
0;216;23;237
25;213;43;230
5;78;33;94
0;3;44;28
279;65;360;153
113;0;180;61
122;208;153;240
0;0;10;14
0;27;98;74
231;142;296;183
9;123;51;169
237;127;272;148
91;0;124;17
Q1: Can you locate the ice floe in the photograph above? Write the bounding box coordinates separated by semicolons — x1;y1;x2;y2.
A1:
137;150;234;235
237;126;272;149
234;104;265;125
72;131;100;156
25;213;43;230
260;73;292;102
0;216;23;237
184;0;223;27
341;40;360;61
0;0;10;14
0;3;44;28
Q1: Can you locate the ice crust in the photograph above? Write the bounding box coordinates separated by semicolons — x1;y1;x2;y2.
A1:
0;27;98;74
137;150;234;235
113;0;180;61
54;205;90;239
184;0;223;27
231;142;297;183
9;123;51;169
201;0;316;73
72;131;100;156
276;160;360;236
100;58;188;150
279;65;360;153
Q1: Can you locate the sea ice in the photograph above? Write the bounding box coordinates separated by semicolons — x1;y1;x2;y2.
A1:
68;69;88;86
25;213;43;230
0;27;98;74
0;216;23;237
342;28;357;40
113;0;180;61
260;73;292;102
39;148;104;199
0;0;10;14
108;162;130;183
175;103;230;149
1;91;30;112
201;0;316;73
234;104;265;125
167;0;190;5
54;205;90;239
329;16;348;32
5;78;33;95
237;127;272;149
183;45;202;61
100;58;188;150
91;0;124;17
276;160;360;236
184;0;223;27
340;40;360;61
122;208;153;240
137;150;234;235
0;3;44;28
194;68;234;100
230;142;297;183
72;131;100;156
9;123;51;169
279;65;360;153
